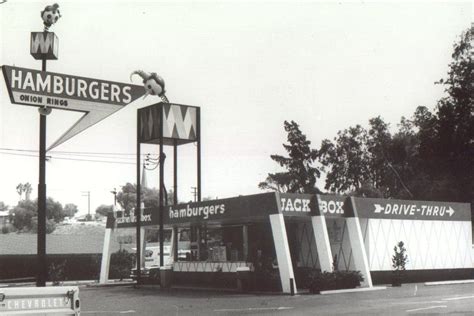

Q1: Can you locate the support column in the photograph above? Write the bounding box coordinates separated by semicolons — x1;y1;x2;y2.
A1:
136;114;142;284
269;214;297;294
170;226;177;262
140;227;146;269
344;197;372;287
37;58;48;287
173;139;178;205
196;108;201;202
242;225;248;261
311;195;333;272
99;227;113;284
100;210;117;284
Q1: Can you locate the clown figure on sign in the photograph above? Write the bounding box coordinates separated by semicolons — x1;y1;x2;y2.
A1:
130;70;169;103
41;3;61;31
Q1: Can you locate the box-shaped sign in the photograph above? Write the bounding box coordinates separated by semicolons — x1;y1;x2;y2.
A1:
30;32;59;60
138;102;199;146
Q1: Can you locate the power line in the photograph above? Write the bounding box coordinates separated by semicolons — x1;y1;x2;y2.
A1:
47;156;135;165
0;147;151;156
0;150;135;165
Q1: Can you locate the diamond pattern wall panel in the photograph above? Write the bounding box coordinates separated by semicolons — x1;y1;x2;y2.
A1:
368;219;472;271
327;218;369;271
173;261;253;272
296;222;320;268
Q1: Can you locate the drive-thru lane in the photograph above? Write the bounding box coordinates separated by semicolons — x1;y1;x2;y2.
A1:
79;282;474;315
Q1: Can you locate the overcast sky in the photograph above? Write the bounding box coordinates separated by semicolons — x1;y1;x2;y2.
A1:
0;1;471;215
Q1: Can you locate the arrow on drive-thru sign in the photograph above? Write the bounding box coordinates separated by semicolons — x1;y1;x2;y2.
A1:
1;65;145;150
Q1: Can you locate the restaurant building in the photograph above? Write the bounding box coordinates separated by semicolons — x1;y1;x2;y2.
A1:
102;192;473;293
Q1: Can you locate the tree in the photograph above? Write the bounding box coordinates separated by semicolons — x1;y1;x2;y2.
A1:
9;197;66;232
0;201;7;212
23;183;32;201
10;200;36;231
319;124;371;194
16;183;24;201
46;197;65;223
259;120;322;194
95;204;113;217
63;203;79;218
116;183;137;215
318;28;473;203
319;117;413;198
116;183;171;216
425;28;473;203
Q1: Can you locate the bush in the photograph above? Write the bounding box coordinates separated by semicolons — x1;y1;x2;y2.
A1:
49;260;66;285
30;217;57;234
307;270;363;294
392;241;408;286
1;224;15;234
110;249;134;280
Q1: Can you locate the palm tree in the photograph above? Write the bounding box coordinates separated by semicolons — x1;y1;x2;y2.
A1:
16;184;24;201
23;183;33;201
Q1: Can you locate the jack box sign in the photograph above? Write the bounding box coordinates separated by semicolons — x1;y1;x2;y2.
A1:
279;193;314;216
1;65;145;150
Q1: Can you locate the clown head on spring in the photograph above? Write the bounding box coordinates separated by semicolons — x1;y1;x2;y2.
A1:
41;3;61;31
130;70;168;102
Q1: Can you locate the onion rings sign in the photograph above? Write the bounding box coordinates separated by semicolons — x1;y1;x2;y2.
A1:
1;65;145;149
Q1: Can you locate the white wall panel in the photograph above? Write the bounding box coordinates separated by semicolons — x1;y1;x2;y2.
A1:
368;219;472;271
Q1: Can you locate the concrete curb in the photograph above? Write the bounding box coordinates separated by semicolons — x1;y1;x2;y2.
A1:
86;281;135;288
0;279;132;288
320;286;387;295
424;279;474;286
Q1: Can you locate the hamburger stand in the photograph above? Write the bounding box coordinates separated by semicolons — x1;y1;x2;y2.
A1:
98;74;472;295
102;191;472;293
1;4;472;303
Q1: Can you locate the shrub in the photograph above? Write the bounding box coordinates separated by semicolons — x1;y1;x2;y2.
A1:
1;224;15;234
392;241;408;286
110;249;134;280
307;270;363;294
49;260;66;285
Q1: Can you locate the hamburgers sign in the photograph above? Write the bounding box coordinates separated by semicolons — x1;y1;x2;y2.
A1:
1;65;145;149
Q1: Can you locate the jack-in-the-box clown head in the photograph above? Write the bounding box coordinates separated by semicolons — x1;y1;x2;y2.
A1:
41;3;61;31
130;70;168;102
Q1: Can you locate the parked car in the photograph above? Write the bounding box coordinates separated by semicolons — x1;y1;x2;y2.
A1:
130;246;172;281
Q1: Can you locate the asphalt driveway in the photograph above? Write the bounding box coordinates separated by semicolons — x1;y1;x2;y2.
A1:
79;282;474;315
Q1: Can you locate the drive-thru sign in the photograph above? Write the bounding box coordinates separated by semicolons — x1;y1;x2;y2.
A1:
1;65;145;149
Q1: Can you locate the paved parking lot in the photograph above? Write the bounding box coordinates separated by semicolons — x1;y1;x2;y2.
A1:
79;282;474;315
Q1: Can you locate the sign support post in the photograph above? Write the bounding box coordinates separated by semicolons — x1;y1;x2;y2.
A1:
37;57;48;287
173;139;178;204
159;111;164;267
197;108;201;202
135;115;142;285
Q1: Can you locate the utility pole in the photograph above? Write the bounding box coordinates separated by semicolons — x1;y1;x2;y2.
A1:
82;191;91;220
191;187;197;202
111;188;117;207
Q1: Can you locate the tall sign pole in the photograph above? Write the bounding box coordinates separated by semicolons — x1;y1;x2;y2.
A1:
159;110;165;267
37;57;48;287
136;114;141;285
32;3;63;286
197;108;201;202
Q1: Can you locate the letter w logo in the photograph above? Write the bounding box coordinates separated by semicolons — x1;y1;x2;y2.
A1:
30;32;58;60
163;104;197;140
31;33;54;54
